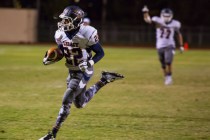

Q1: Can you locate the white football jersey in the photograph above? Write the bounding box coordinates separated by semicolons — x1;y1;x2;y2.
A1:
152;16;181;49
54;24;99;70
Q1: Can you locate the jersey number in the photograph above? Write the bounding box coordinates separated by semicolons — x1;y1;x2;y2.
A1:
94;34;99;42
160;28;171;39
63;47;83;66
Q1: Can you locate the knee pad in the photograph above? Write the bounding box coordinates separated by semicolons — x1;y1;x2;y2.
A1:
73;90;86;109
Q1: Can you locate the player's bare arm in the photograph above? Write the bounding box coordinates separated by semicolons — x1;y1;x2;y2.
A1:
142;5;152;24
176;30;184;52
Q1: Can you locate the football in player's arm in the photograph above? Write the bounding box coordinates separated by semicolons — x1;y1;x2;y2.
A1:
39;5;124;140
142;5;184;85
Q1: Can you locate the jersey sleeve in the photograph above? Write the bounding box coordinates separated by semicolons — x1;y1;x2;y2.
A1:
151;16;160;23
177;21;181;29
54;30;63;45
174;20;181;32
82;25;99;46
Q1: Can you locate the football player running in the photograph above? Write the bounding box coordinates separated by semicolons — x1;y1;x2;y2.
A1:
39;6;124;140
142;6;184;85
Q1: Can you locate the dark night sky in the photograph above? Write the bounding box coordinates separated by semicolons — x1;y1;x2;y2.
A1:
64;0;210;27
0;0;210;26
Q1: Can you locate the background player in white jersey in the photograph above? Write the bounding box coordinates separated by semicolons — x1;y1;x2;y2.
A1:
142;6;184;85
83;17;91;26
39;6;124;140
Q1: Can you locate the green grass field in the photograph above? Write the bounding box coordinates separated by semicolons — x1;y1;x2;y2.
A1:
0;44;210;140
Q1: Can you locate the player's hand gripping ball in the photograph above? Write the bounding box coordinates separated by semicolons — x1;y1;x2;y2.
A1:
78;60;89;72
43;47;64;65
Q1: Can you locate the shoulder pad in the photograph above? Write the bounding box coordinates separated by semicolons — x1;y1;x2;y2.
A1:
172;20;181;29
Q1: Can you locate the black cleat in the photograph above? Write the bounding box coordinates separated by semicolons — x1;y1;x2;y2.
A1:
102;71;124;83
39;131;55;140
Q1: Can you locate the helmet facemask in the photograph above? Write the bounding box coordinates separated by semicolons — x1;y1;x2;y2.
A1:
161;13;173;23
160;8;173;24
58;16;82;31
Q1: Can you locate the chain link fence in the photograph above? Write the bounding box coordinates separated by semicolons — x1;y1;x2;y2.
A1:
38;22;210;47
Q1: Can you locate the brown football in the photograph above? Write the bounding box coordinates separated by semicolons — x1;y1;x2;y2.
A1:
47;47;64;62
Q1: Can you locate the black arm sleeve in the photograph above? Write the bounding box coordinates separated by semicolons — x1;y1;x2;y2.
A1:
89;43;105;64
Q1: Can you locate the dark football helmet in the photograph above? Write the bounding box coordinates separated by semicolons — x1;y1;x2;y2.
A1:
160;8;173;23
58;6;85;31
